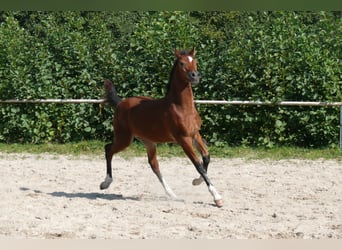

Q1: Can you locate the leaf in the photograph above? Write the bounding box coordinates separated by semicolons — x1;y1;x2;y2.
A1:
84;127;92;132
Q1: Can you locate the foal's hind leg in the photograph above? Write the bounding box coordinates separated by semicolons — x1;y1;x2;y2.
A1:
178;136;223;207
192;132;210;186
100;132;133;190
142;140;178;199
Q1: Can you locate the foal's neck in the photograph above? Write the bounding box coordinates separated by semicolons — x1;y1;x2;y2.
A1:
166;80;195;111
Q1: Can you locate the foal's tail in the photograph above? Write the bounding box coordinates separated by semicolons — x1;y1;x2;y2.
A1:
104;79;122;107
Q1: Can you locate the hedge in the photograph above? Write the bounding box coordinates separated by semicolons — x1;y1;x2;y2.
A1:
0;11;341;147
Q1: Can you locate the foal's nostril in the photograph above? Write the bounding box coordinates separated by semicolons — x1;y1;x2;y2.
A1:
189;71;200;79
188;71;200;84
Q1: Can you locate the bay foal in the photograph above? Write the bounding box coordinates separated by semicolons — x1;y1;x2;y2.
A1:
100;48;223;207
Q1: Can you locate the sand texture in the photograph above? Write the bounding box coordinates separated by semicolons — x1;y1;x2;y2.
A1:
0;153;341;239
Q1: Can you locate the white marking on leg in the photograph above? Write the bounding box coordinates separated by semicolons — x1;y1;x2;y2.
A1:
100;174;113;190
208;185;222;201
161;177;177;199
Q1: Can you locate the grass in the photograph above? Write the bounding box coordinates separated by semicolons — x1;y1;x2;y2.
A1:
0;140;341;160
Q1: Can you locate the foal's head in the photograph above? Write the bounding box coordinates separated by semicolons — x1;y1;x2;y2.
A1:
173;48;200;85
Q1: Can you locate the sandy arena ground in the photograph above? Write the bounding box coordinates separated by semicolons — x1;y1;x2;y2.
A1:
0;152;341;239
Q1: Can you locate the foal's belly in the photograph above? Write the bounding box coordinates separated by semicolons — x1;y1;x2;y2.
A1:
124;98;176;143
130;112;178;143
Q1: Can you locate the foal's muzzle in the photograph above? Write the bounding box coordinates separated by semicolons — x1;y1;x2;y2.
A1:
188;71;201;85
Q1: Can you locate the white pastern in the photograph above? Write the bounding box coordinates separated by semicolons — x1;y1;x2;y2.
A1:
208;185;222;201
161;177;178;199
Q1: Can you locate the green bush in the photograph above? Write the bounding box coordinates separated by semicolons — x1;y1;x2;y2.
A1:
196;11;341;147
0;11;341;147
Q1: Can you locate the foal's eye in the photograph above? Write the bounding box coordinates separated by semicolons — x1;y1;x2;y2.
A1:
179;61;185;67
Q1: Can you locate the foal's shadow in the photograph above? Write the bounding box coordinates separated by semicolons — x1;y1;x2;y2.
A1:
20;187;181;203
48;191;140;201
19;187;139;201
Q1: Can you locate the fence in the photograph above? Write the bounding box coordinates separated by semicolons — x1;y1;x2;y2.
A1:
1;99;342;148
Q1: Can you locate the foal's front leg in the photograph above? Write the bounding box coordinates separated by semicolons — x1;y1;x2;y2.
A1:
178;136;223;207
192;132;210;186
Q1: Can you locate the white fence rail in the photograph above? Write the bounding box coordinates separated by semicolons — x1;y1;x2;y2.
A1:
1;99;342;106
195;100;342;107
1;99;342;148
0;99;105;104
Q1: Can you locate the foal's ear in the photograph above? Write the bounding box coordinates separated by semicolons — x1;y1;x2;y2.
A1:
189;48;196;57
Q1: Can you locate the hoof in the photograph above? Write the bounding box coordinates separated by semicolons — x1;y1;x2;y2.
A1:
100;182;108;190
214;199;223;208
192;177;204;186
100;175;112;190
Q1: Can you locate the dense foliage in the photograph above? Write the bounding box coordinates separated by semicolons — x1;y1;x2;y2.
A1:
0;11;341;147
